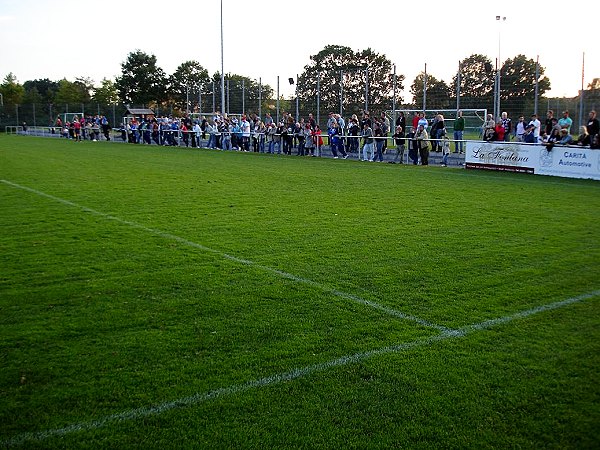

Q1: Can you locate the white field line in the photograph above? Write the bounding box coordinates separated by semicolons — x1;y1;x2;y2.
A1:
2;290;598;447
0;179;450;333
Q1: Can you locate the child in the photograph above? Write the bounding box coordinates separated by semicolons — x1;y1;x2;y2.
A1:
440;132;451;167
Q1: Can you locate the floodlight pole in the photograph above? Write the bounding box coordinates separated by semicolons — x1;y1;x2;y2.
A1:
423;63;427;112
295;74;299;122
456;60;461;111
392;65;397;128
534;55;540;116
317;72;320;128
579;52;585;128
340;70;343;117
364;68;369;113
495;15;506;120
220;0;225;116
186;84;189;115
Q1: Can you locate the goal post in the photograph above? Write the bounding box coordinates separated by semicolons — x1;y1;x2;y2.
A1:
386;108;487;136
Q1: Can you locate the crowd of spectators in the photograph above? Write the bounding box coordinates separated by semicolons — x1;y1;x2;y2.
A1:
51;108;600;165
114;110;400;161
481;109;600;150
54;115;112;141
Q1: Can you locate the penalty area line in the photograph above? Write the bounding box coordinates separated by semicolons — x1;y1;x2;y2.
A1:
2;289;598;447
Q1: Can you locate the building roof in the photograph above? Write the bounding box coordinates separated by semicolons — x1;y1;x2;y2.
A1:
125;108;155;116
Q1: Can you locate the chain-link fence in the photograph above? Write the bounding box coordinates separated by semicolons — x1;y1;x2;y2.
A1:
2;75;599;133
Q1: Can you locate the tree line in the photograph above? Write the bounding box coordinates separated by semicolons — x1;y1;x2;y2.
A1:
1;45;599;125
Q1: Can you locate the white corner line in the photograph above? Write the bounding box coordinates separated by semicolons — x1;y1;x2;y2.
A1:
0;179;451;333
2;290;598;447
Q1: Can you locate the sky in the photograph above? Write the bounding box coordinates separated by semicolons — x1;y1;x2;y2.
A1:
0;0;597;102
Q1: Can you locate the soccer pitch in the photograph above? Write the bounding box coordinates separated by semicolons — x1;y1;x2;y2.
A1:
1;135;599;448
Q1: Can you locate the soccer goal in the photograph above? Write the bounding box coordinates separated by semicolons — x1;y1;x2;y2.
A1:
59;112;84;124
386;108;487;135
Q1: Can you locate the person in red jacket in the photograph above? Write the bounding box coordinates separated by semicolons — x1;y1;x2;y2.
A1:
494;120;505;141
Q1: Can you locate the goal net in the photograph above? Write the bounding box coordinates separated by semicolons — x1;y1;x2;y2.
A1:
386;108;487;135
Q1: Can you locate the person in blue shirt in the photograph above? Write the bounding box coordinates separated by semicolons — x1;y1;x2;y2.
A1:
328;121;348;159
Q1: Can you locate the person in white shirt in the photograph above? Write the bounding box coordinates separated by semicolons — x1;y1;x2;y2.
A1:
193;122;202;148
515;116;526;142
240;115;251;151
529;114;541;143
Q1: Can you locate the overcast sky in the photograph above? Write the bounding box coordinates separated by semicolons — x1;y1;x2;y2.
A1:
0;0;596;102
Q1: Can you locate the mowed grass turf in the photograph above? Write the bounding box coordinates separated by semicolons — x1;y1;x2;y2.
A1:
0;134;599;448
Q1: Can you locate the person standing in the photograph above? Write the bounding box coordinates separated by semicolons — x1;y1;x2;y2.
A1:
558;110;573;134
453;110;465;153
440;132;450;167
264;112;273;126
336;114;347;154
501;112;512;141
192;121;201;148
180;122;189;147
328;121;348;159
494;120;505;141
409;113;420;164
206;120;217;148
361;121;374;161
55;116;63;135
544;110;555;136
586;110;599;142
417;112;428;130
373;121;385;162
415;124;429;165
395;112;406;135
274;122;284;154
529;114;541;143
483;113;496;141
266;123;276;153
348;117;360;153
303;123;315;156
392;125;405;163
411;112;420;133
429;114;439;151
431;114;445;152
361;111;372;129
240;115;251;151
380;112;390;153
514;116;526;142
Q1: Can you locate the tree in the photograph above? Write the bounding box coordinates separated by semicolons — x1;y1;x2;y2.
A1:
23;79;59;104
207;72;273;116
500;55;550;116
74;77;94;102
410;72;450;110
23;86;43;105
0;73;25;106
588;78;600;91
53;78;90;106
93;78;120;105
169;61;210;113
219;73;273;116
450;54;495;110
297;45;400;118
115;50;167;106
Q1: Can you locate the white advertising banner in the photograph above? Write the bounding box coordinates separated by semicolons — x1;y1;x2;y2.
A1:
465;141;600;181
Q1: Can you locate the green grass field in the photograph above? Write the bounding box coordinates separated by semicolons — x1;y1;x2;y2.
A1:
1;135;599;448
